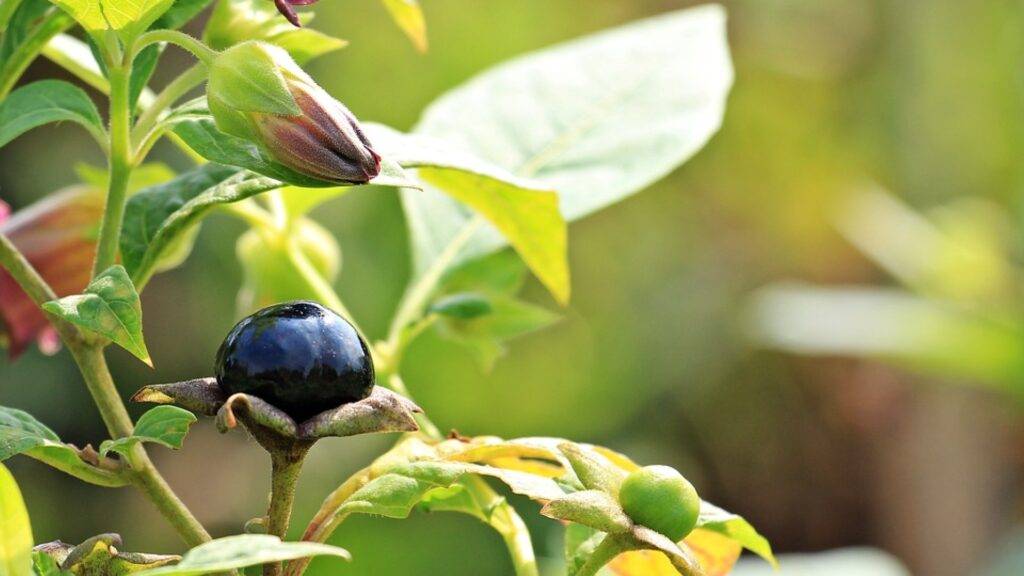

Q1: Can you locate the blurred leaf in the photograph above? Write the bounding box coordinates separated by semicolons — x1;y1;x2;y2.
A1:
0;80;104;148
379;0;426;52
99;406;197;457
149;0;212;29
366;123;568;303
204;0;345;64
131;536;349;576
429;293;493;319
0;407;127;487
75;161;176;193
565;524;604;576
608;530;742;576
402;5;732;280
748;283;1024;389
41;34;109;94
171;116;418;189
120;164;282;288
696;503;775;567
42;265;152;366
236;218;340;315
30;552;64;576
0;0;50;63
436;293;559;371
441;250;527;296
129;45;162;114
0;463;32;576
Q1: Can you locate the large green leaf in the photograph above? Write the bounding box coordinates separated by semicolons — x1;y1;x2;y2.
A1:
0;407;127;488
48;0;173;41
401;4;732;277
132;536;349;576
366;123;568;303
0;80;104;148
0;463;32;576
171;116;418;189
42;266;151;366
119;164;283;288
99;406;197;458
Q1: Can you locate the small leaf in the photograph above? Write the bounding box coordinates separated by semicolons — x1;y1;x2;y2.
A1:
0;407;128;488
429;293;493;319
131;535;349;576
42;266;152;365
120;164;283;288
30;551;66;576
695;502;775;567
56;534;178;575
0;80;104;148
0;463;33;576
379;0;427;52
99;406;197;457
558;442;627;496
132;378;227;417
541;490;632;534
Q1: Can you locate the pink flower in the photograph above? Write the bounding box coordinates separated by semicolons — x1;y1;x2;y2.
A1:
0;187;104;358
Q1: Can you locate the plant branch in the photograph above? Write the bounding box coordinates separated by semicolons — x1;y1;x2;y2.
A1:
265;449;309;576
132;29;217;66
131;63;208;157
0;8;74;99
575;535;630;576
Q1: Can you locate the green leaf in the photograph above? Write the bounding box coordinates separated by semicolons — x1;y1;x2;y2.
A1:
0;407;127;488
48;0;173;41
203;0;345;64
30;552;65;576
131;536;349;576
75;161;176;193
271;29;346;65
42;266;152;366
379;0;426;52
0;0;50;63
558;442;627;496
0;80;104;148
564;524;604;576
437;293;559;371
129;44;162;114
429;293;492;319
171;116;419;189
366;123;568;303
99;406;197;457
150;0;212;29
401;4;732;284
120;164;283;288
696;502;776;566
52;534;178;576
0;463;33;576
541;490;632;534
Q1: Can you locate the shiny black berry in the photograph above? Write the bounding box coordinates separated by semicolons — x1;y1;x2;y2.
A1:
215;301;375;422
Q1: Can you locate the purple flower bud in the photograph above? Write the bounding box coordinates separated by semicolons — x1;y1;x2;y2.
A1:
274;0;318;27
253;79;382;184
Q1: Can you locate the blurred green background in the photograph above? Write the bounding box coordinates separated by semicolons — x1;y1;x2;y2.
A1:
3;1;1024;575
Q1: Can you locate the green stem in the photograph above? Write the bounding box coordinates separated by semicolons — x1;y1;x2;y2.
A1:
266;450;309;576
0;0;24;33
131;63;208;157
0;9;73;99
91;63;133;277
132;29;217;65
0;234;212;546
574;535;630;576
285;236;365;337
464;476;540;576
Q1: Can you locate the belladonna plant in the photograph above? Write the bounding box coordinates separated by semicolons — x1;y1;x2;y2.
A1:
0;2;774;576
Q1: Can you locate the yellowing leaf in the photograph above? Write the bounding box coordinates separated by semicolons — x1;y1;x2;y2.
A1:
607;530;740;576
0;463;32;576
50;0;173;39
380;0;427;52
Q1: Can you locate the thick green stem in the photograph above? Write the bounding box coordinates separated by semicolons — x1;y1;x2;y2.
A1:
92;64;133;277
0;9;73;99
265;450;308;576
574;535;629;576
132;29;216;65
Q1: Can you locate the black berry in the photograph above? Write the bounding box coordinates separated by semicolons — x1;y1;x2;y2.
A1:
215;301;375;422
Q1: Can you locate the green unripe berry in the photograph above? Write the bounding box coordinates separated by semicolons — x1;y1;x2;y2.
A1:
619;465;700;541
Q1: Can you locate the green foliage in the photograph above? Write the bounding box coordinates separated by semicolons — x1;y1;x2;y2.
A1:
131;536;349;576
120;164;282;287
401;5;732;280
204;0;346;64
37;534;178;576
99;406;197;458
0;407;127;488
42;266;151;366
428;293;492;320
47;0;173;42
0;80;103;148
378;0;426;52
0;463;32;576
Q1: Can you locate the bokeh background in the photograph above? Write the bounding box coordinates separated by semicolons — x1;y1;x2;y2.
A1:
3;1;1024;575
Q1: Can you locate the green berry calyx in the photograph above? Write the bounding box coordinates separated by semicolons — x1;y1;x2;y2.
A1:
618;465;701;541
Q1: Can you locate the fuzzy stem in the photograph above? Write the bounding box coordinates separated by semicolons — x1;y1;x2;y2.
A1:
91;63;133;276
0;9;73;99
574;535;630;576
132;29;217;65
265;450;309;576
